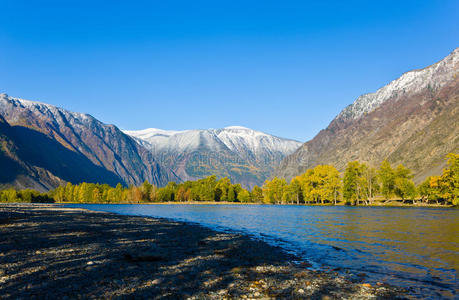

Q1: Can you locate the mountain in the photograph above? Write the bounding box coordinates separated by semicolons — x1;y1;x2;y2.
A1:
276;48;459;183
124;126;302;188
0;94;175;191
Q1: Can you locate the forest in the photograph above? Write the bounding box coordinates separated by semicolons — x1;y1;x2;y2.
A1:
1;153;458;206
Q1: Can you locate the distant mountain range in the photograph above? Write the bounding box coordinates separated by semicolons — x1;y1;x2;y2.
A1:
124;127;301;188
1;48;457;191
0;94;176;191
276;48;459;183
0;95;300;190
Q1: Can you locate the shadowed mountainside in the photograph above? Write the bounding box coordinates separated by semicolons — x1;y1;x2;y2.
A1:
0;115;122;191
0;94;178;190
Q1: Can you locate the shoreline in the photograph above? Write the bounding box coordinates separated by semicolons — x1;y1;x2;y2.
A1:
0;204;404;299
57;201;456;208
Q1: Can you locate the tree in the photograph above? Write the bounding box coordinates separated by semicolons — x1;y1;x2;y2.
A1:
216;177;231;201
251;185;264;203
343;161;362;205
227;185;236;202
237;189;250;203
378;160;395;200
141;180;153;201
92;187;102;203
78;182;91;203
54;186;65;202
442;153;459;205
262;177;287;204
394;164;416;201
289;178;303;204
361;164;379;204
64;182;74;202
176;186;188;202
131;186;142;203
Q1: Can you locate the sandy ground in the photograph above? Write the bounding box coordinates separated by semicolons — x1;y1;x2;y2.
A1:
0;204;404;299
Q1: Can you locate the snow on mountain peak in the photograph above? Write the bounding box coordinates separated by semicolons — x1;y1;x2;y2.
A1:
335;48;458;123
125;126;302;157
0;94;95;125
224;125;250;130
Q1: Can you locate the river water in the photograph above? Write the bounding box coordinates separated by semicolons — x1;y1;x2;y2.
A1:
66;204;458;298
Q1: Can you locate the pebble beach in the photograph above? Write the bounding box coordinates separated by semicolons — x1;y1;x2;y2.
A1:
0;204;404;299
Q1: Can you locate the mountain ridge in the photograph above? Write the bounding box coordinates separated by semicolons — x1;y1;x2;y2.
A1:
275;48;459;183
125;126;302;188
0;94;176;190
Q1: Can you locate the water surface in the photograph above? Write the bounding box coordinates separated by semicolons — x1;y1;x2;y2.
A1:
66;204;458;298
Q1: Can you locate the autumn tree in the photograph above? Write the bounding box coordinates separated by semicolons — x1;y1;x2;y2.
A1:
378;160;395;200
250;185;264;203
361;163;379;204
343;161;364;205
262;177;287;204
237;189;251;203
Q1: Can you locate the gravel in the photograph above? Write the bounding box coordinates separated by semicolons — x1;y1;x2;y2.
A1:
0;204;405;299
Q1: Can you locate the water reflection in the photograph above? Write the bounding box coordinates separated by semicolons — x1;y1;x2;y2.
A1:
66;204;459;298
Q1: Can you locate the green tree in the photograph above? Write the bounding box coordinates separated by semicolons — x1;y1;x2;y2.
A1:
378;160;395;200
394;164;416;201
250;185;264;203
343;161;362;205
361;163;379;204
215;177;231;201
227;185;236;201
141;180;153;201
237;189;251;203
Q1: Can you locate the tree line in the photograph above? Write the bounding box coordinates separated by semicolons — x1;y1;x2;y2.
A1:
1;153;457;206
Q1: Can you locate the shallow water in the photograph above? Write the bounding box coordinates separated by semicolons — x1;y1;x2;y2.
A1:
66;204;458;298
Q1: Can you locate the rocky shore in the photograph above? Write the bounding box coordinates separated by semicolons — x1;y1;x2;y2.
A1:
0;204;404;299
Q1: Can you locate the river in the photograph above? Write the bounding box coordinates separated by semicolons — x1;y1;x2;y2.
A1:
65;204;459;298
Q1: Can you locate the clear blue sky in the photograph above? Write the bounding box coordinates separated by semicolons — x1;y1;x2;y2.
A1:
0;1;457;141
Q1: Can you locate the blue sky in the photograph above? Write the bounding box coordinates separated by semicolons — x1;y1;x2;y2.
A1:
0;1;457;141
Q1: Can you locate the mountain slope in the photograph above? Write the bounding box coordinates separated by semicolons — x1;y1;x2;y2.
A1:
125;126;301;188
0;94;175;190
276;48;459;183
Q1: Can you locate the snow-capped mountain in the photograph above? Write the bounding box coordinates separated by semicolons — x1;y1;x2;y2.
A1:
333;48;458;127
0;94;175;190
125;126;302;188
276;48;459;183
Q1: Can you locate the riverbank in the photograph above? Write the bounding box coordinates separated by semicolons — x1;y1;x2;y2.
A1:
0;204;404;299
55;200;456;208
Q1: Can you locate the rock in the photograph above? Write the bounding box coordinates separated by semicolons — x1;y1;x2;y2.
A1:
253;291;261;297
297;288;305;294
0;269;5;276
